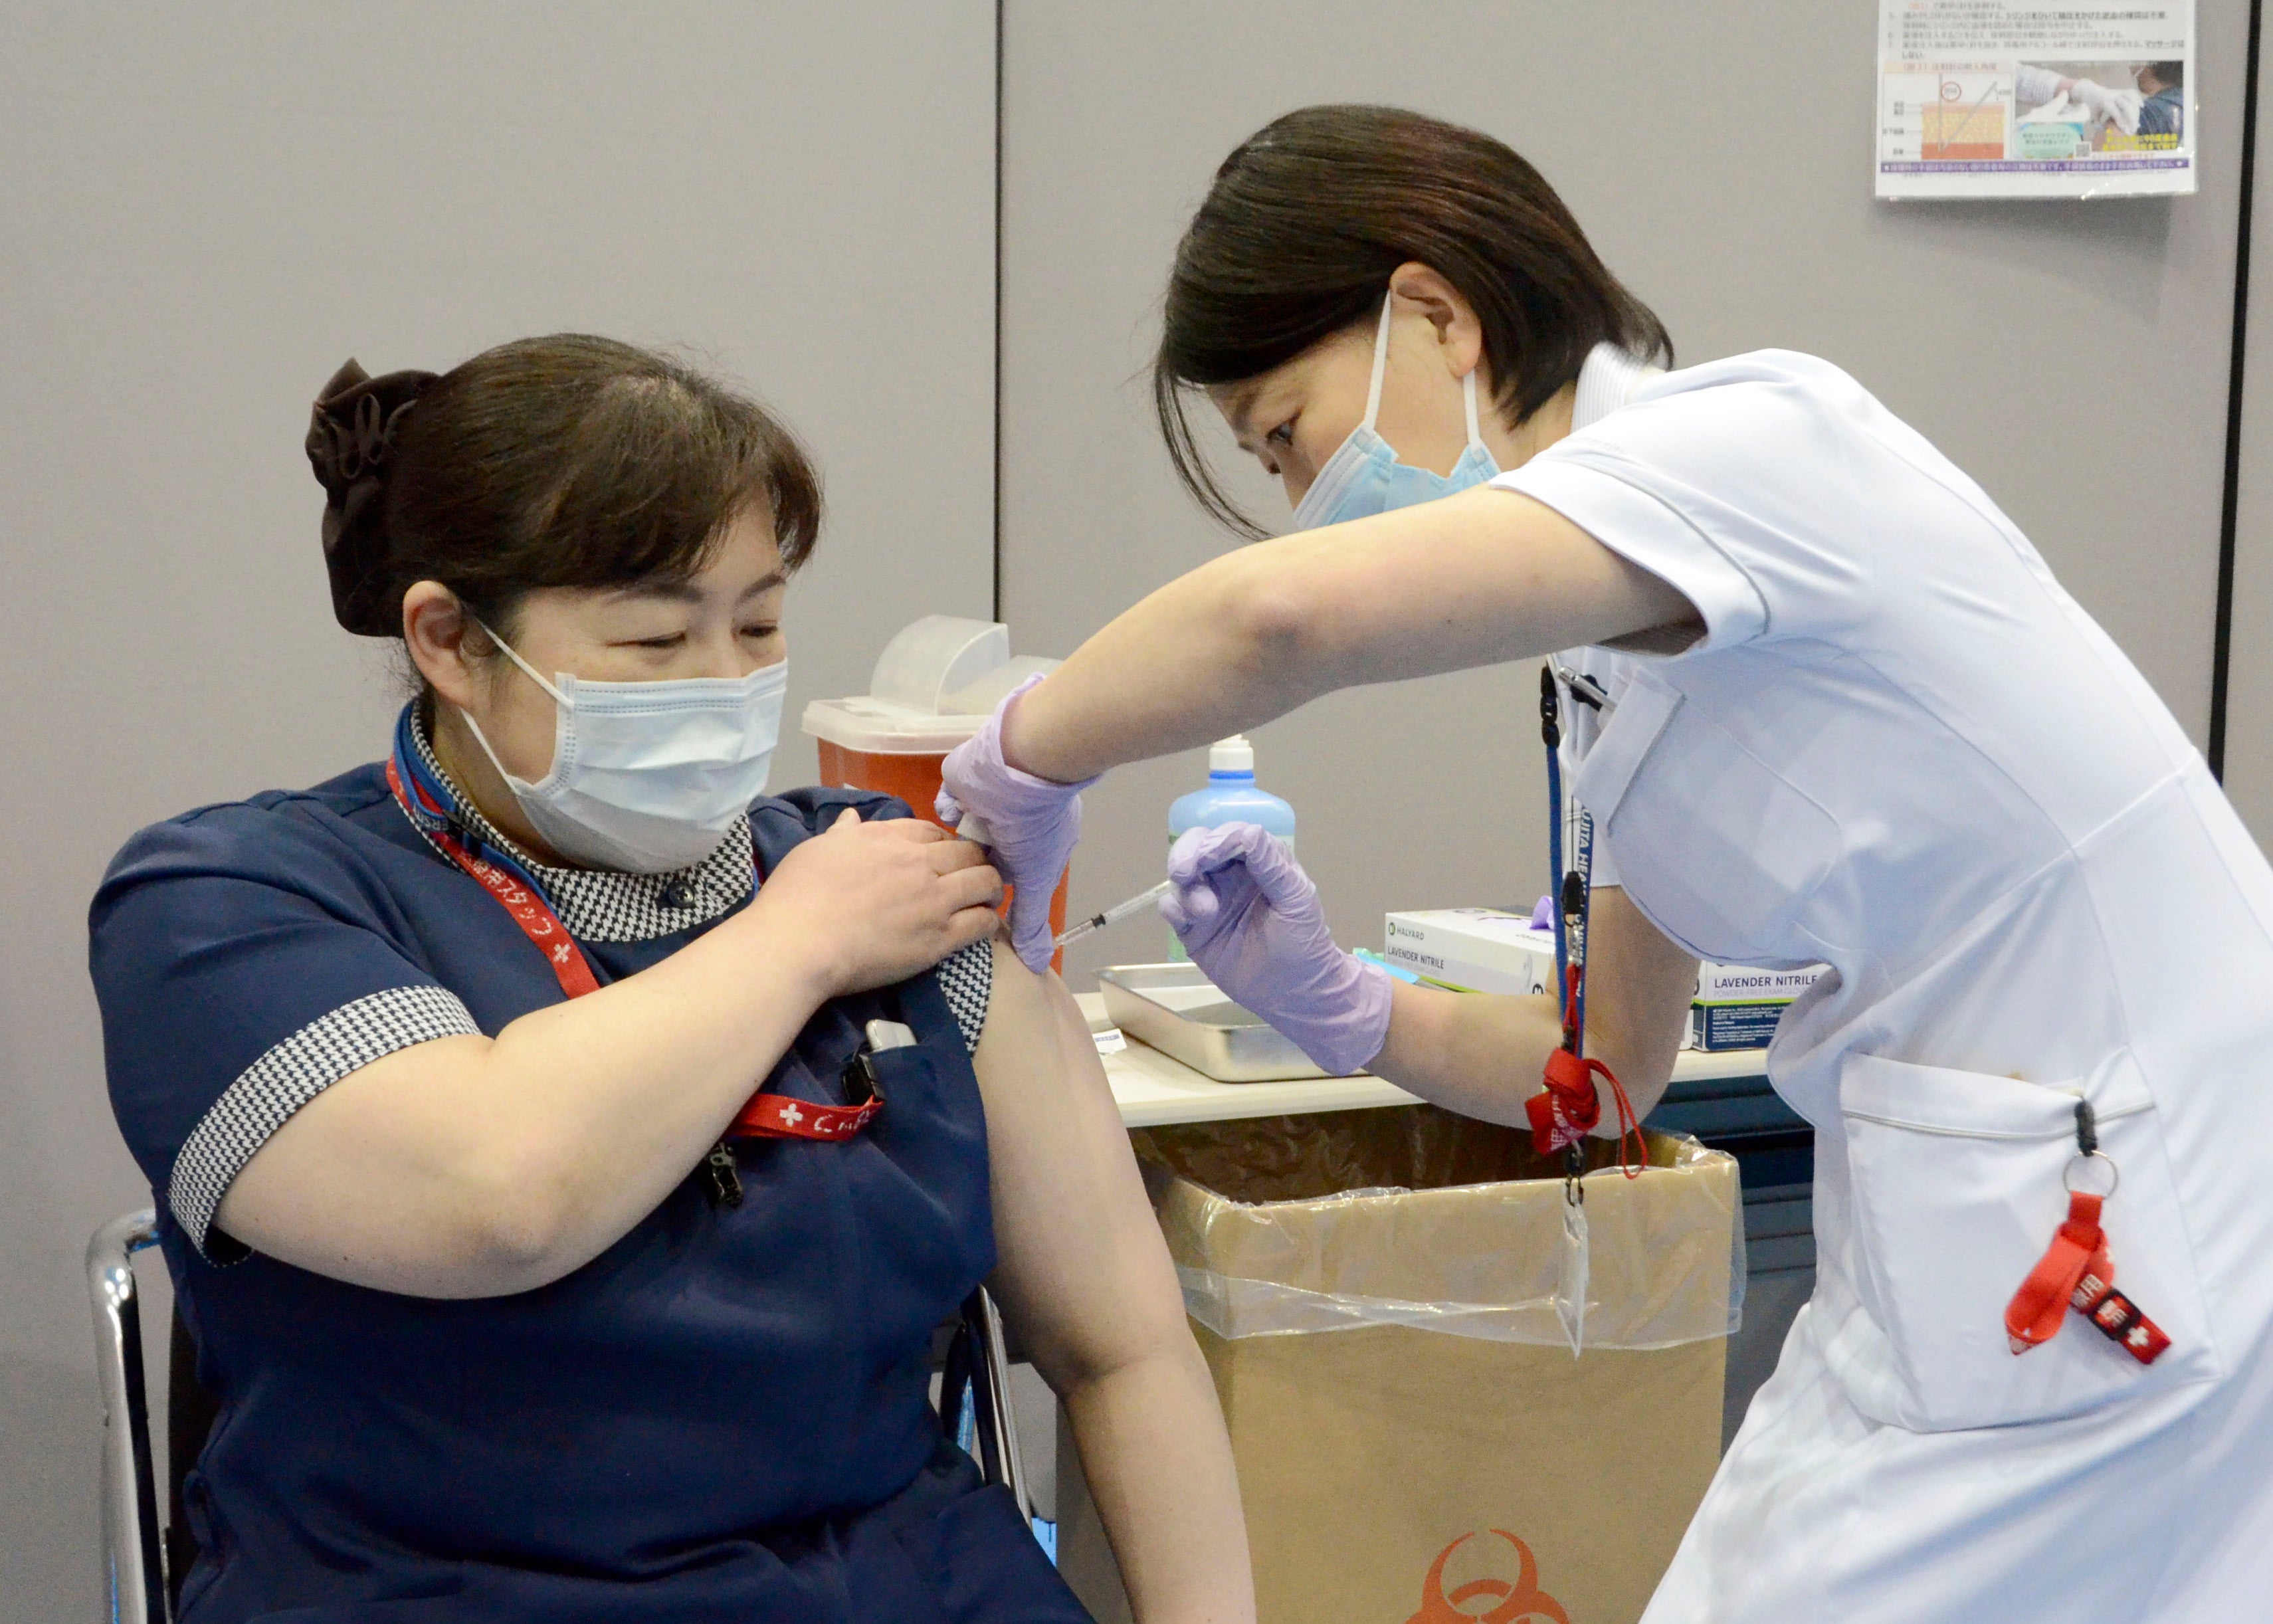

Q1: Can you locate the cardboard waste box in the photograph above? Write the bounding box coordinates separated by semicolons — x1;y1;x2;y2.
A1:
1057;1107;1741;1624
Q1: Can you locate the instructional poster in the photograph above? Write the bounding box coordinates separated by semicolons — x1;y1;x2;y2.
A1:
1878;1;2195;199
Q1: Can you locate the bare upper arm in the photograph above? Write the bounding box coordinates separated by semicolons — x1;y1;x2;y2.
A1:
968;936;1189;1389
1581;887;1699;1124
215;1032;533;1297
1252;484;1701;688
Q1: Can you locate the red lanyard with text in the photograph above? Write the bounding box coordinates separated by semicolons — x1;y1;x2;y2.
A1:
386;754;881;1146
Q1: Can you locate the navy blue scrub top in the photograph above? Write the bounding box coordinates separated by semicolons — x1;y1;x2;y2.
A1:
89;706;1088;1624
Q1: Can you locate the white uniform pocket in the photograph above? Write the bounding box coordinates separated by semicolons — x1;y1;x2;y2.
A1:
1839;1049;2220;1432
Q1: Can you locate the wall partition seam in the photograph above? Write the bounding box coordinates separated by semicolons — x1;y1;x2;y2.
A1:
2215;0;2267;779
993;0;1007;625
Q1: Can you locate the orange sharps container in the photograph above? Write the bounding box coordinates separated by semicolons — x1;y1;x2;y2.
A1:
803;616;1069;971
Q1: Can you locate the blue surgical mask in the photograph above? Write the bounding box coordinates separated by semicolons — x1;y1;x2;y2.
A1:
1288;293;1501;532
464;623;789;873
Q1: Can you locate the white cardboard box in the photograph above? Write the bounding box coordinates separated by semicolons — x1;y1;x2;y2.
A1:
1691;962;1825;1051
1387;906;1825;1055
1382;909;1558;996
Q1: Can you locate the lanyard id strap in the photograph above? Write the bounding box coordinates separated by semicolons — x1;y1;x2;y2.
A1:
1537;666;1600;1053
734;1045;887;1141
731;1092;883;1141
1563;817;1595;1048
387;756;601;997
1541;668;1570;1001
387;734;878;1146
1534;666;1642;1181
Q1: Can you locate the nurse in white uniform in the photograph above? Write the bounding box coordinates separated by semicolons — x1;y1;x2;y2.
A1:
941;104;2273;1620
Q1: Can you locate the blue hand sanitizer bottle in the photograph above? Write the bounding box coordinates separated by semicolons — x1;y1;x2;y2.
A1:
1166;736;1296;958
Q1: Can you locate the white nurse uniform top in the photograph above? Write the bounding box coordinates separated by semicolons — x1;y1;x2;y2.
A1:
1502;346;2273;1622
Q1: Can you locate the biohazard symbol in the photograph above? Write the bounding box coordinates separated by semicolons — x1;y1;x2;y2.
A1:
1406;1530;1569;1624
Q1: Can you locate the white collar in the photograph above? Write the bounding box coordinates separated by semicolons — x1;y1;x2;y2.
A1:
1569;343;1660;435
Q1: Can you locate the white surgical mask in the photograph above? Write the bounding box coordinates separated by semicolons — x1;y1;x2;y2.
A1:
1288;292;1501;532
462;625;787;873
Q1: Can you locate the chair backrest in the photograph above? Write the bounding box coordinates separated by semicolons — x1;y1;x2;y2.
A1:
165;1312;220;1606
86;1209;164;1624
947;1286;1034;1522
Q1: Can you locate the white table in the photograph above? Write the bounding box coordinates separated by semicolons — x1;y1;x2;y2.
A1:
1075;992;1769;1130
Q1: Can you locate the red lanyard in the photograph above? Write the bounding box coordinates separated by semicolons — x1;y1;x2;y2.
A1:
387;757;880;1143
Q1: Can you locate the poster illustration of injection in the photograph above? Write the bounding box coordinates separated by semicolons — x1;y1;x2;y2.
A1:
1878;1;2195;199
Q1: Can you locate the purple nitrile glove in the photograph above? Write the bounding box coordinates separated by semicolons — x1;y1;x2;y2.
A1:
1159;823;1393;1076
937;672;1099;973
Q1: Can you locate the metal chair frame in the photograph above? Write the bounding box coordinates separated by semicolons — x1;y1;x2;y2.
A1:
940;1285;1035;1522
88;1209;1030;1623
88;1209;164;1624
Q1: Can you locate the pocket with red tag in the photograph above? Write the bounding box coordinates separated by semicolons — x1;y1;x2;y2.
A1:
2005;1101;2172;1368
1838;1051;2217;1432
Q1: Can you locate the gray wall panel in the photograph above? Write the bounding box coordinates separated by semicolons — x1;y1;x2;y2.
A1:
1000;1;2247;987
0;5;996;1613
1;0;2257;1613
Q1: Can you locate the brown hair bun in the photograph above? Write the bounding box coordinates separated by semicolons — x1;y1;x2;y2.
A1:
304;337;821;645
307;359;438;635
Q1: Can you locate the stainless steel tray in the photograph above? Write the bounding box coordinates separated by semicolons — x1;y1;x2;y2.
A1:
1095;963;1330;1082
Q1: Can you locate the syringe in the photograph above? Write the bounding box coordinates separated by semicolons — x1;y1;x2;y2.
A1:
1055;879;1175;950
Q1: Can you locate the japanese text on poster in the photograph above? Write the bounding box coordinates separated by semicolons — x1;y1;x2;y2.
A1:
1878;1;2195;198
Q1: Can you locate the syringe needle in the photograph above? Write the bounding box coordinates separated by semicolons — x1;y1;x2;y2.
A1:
1055;878;1175;949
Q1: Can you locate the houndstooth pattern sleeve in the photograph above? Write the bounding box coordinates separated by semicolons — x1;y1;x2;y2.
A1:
934;940;993;1056
167;984;480;1260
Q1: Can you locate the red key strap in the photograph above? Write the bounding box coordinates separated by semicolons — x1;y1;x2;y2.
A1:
387;755;875;1145
1528;1048;1605;1152
1526;969;1645;1177
2072;1262;2173;1364
2006;1191;2106;1353
2005;1189;2169;1364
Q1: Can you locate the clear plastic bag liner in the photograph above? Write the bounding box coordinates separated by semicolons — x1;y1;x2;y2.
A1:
1134;1107;1744;1348
1557;1195;1591;1355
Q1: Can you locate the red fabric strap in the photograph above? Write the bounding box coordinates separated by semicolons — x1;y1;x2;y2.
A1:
389;758;602;998
1527;1049;1645;1177
2006;1191;2105;1353
387;756;873;1145
1528;1048;1605;1152
2005;1191;2170;1364
731;1092;884;1141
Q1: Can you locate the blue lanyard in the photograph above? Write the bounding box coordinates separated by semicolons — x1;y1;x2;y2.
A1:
1537;664;1647;1185
1537;667;1595;1055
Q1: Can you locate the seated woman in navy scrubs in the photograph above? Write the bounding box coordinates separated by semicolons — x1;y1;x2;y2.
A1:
89;336;1252;1624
